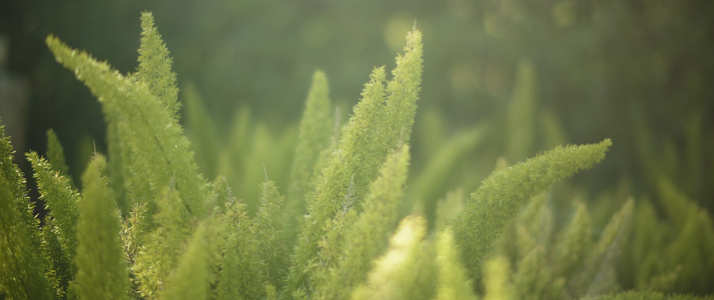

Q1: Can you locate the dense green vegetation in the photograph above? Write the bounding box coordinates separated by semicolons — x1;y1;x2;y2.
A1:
1;9;713;300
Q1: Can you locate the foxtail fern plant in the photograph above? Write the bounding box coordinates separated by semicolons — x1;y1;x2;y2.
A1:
2;11;711;300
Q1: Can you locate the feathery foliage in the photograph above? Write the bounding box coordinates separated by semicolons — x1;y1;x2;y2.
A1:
451;139;612;280
435;228;478;300
255;178;289;290
46;129;71;180
159;219;215;300
27;151;80;297
483;255;514;300
287;70;333;206
0;122;52;300
316;144;411;299
46;12;206;218
284;29;423;297
2;10;709;300
73;154;128;300
182;83;221;179
350;215;436;300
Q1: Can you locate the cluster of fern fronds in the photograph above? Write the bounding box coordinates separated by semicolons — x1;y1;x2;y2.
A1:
1;12;712;300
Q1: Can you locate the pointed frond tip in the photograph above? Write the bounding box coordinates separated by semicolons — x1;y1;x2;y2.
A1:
138;11;180;116
46;35;118;83
405;29;422;53
452;138;612;280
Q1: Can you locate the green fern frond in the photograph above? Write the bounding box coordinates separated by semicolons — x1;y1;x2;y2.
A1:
183;83;221;179
318;144;411;299
217;199;264;299
132;187;191;297
136;11;180;117
159;219;215;300
73;154;128;300
0;121;52;300
47;21;207;218
256;178;289;290
435;228;478;300
572;198;633;296
452;139;612;280
286;70;333;225
27;151;80;283
553;200;593;278
285;28;423;297
105;116;131;215
40;217;70;298
483;255;514;300
46;129;71;180
384;30;423;146
350;215;436;300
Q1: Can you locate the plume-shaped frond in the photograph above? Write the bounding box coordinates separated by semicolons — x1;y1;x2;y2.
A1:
217;199;265;299
45;129;71;179
318;144;411;299
27;151;79;278
435;228;478;300
0;122;51;300
285;28;423;298
46;27;206;219
350;215;436;300
287;70;333;217
159;219;216;300
74;154;128;300
255;178;289;290
452;139;612;279
183;83;221;178
136;11;180;117
483;255;514;300
132;187;190;297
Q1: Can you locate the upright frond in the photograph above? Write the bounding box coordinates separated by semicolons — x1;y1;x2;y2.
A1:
46;129;71;179
132;188;190;298
435;228;478;300
287;70;333;218
74;154;128;300
183;83;221;178
350;215;436;300
483;255;514;300
159;220;215;300
318;144;411;299
27;151;79;278
217;200;265;299
0;122;51;300
383;29;423;146
256;179;289;290
136;11;180;117
285;29;423;298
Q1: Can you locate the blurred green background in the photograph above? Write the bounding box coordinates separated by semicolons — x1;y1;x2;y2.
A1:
1;0;713;213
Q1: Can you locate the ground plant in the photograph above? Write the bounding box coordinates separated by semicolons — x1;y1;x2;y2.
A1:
1;12;712;300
